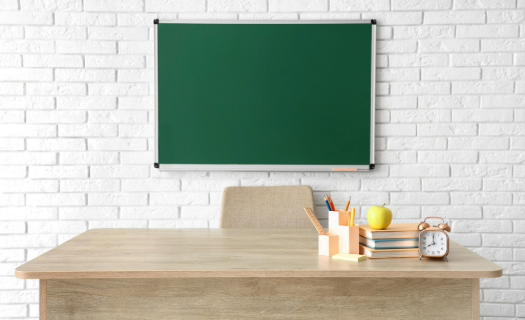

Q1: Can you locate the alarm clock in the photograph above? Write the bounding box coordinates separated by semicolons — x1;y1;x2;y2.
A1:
418;217;451;261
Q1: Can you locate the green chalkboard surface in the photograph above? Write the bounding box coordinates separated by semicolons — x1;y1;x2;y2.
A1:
156;21;375;170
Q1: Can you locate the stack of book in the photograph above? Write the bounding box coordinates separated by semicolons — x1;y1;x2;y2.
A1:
359;223;420;259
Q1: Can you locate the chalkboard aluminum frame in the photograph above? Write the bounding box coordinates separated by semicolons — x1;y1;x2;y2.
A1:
154;20;376;171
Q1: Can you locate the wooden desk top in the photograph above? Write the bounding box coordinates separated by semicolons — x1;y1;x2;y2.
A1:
16;229;502;280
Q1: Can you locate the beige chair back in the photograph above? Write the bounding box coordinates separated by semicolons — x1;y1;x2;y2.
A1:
220;186;316;229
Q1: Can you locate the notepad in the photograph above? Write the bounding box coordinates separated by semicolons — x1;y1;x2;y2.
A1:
332;253;366;262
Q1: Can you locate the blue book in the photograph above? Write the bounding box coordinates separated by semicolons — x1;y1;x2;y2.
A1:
359;236;419;249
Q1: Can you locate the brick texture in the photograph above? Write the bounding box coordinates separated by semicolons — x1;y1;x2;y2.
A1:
0;1;523;319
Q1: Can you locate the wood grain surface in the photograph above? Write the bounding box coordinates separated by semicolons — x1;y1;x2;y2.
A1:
46;277;474;320
16;229;502;280
40;279;47;320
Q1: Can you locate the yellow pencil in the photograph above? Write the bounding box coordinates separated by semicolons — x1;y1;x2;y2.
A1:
350;208;355;226
344;196;351;211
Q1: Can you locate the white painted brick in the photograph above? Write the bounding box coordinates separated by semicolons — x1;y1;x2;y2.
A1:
453;109;513;122
0;40;54;53
118;69;153;82
0;26;23;39
181;207;219;220
452;53;512;66
55;12;116;25
485;179;525;192
85;55;144;68
420;39;479;52
419;123;477;137
182;179;239;191
25;26;86;40
452;165;511;178
28;221;86;234
452;81;513;94
392;192;449;205
85;0;143;12
60;151;118;164
376;83;389;95
484;289;525;303
119;124;154;137
0;207;57;221
331;0;389;10
391;82;450;95
120;207;177;219
0;138;24;151
394;26;454;39
0;152;56;165
269;0;327;11
362;12;422;25
419;96;479;109
391;110;451;123
27;138;85;151
388;137;446;150
513;277;525;289
88;27;148;40
488;10;525;23
117;13;162;26
27;111;86;124
455;0;515;9
57;97;116;110
481;124;525;137
0;82;23;95
0;97;54;110
0;124;56;137
482;39;525;52
419;151;478;163
149;220;208;228
177;13;238;20
24;54;83;68
480;151;525;165
122;179;179;192
61;179;119;192
0;222;25;234
376;151;416;163
451;192;512;205
29;165;87;178
0;68;52;81
150;192;208;205
89;111;147;124
0;193;24;206
424;11;485;24
389;54;448;67
27;83;86;96
424;206;481;219
483;67;525;80
391;165;448;177
20;0;83;11
362;179;419;191
376;96;417;109
377;40;417;53
145;0;205;12
422;67;480;81
0;179;58;192
89;220;147;229
512;137;525;150
0;11;52;25
118;41;154;55
517;82;525;94
206;0;265;12
241;179;301;186
57;40;116;54
119;97;153;110
0;54;21;66
90;165;148;178
59;124;117;137
376;27;392;40
88;138;146;151
89;193;147;206
299;13;361;20
0;290;39;303
27;193;85;206
458;25;518;38
0;166;26;178
239;13;298;20
0;0;18;9
377;124;416;136
89;83;149;96
0;249;25;262
59;207;118;220
423;178;481;191
449;137;509;151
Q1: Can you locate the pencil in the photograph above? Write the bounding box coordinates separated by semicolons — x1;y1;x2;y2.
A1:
344;196;351;211
350;208;355;226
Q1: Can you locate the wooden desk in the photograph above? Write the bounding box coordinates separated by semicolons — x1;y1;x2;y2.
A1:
16;229;501;320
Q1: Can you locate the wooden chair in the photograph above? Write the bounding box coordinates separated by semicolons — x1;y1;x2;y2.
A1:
220;186;316;229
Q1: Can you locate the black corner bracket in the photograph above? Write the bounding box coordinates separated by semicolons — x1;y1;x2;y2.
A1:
154;19;159;24
369;164;375;170
371;19;376;25
154;163;159;168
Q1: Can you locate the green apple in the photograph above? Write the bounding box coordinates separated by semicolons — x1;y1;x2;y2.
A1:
367;204;392;230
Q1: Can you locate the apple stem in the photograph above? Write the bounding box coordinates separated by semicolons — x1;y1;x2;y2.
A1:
381;203;385;207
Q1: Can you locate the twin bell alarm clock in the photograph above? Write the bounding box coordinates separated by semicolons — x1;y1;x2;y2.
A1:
418;217;451;261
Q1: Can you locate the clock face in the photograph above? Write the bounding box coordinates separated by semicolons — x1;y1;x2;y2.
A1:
420;231;448;257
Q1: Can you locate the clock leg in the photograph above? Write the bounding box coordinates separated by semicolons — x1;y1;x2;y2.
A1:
419;255;423;260
443;256;448;262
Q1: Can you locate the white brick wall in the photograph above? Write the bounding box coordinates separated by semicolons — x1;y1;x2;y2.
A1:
0;0;524;318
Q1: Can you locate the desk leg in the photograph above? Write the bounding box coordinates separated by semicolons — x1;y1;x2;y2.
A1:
40;279;47;320
472;278;480;319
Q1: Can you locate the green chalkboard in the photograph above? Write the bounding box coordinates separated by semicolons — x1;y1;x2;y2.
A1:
156;21;375;171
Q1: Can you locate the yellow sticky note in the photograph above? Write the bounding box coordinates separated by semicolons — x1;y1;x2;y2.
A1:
332;253;366;262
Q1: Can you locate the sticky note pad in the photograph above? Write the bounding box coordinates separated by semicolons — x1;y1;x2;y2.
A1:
332;253;366;262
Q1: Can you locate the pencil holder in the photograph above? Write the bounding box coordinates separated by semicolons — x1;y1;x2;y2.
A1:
328;210;349;230
348;225;360;255
319;234;339;256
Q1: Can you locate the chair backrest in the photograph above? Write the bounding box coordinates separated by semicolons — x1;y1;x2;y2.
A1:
220;185;316;229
